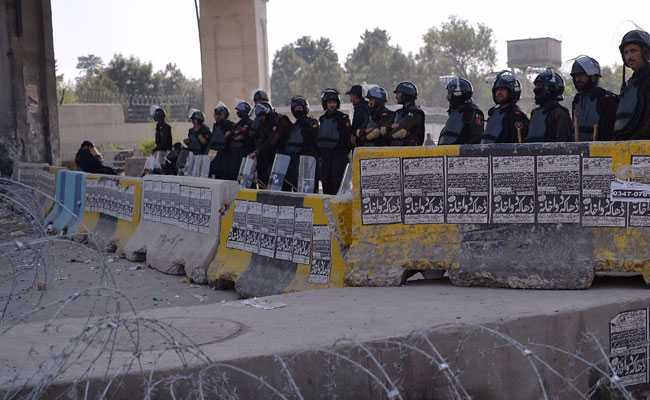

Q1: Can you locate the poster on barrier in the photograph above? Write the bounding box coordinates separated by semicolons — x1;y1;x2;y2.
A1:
446;157;489;224
275;205;295;261
125;186;135;222
188;187;201;232
143;181;153;221
309;225;332;284
491;156;536;224
170;183;180;227
360;158;403;225
609;309;649;386
402;157;445;224
160;182;171;225
292;208;313;265
227;200;249;251
582;157;626;227
260;204;279;258
629;156;650;227
245;201;262;254
178;185;190;230
536;155;581;224
85;180;96;213
198;188;212;234
152;181;163;223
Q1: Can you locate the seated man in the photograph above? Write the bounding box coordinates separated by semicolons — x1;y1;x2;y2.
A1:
75;141;116;175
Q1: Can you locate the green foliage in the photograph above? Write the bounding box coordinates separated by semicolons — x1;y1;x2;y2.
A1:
345;29;415;97
271;36;346;106
138;139;156;156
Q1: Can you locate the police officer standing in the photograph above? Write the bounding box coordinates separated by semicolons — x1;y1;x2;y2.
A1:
525;70;573;143
153;107;172;153
317;89;352;195
209;103;235;179
251;102;292;187
390;81;425;146
184;110;212;176
360;86;394;147
481;71;529;144
438;77;484;145
346;85;370;147
252;89;270;105
224;102;255;180
571;56;618;141
277;96;319;191
614;30;650;140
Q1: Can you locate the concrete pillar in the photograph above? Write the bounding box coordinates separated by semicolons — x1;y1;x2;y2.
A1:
0;0;59;166
199;0;270;113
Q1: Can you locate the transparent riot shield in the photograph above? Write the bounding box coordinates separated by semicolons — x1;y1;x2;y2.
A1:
268;154;291;191
336;163;353;196
238;156;257;189
298;155;317;193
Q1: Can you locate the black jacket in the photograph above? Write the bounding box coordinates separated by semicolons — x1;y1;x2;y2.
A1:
572;87;618;141
526;101;573;143
614;64;650;140
481;103;528;144
351;100;370;137
155;122;173;152
75;149;116;175
318;110;352;151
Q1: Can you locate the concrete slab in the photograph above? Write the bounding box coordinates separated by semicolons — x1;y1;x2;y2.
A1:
3;277;650;399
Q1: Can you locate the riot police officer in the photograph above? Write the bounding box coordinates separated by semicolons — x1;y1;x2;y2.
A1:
346;85;370;147
439;77;484;145
251;102;292;187
614;30;650;140
358;86;393;147
481;71;529;144
184;110;212;176
277;96;319;191
390;81;425;146
209;103;235;179
184;110;211;155
317;89;352;195
571;56;618;141
525;70;573;143
253;89;270;105
153;107;172;153
223;101;255;180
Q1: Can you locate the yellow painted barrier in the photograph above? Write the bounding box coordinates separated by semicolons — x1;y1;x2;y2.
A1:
208;189;348;297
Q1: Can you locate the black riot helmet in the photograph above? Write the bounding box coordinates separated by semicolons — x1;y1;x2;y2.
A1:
253;102;273;119
321;88;341;110
492;71;521;104
446;77;473;106
394;81;418;104
571;56;601;89
253;89;270;104
214;102;230;119
290;96;310;118
235;101;252;119
366;86;388;104
533;69;565;104
151;105;166;123
189;109;205;123
619;30;650;62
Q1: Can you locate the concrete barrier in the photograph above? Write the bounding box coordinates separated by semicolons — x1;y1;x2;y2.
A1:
81;174;142;254
123;175;239;283
208;189;349;298
44;170;86;236
13;163;59;219
347;141;650;289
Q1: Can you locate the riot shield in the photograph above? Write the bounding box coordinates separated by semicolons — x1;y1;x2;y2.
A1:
238;155;257;189
298;155;317;193
336;163;353;196
268;154;291;191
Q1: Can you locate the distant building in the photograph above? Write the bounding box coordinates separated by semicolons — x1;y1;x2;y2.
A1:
507;38;562;70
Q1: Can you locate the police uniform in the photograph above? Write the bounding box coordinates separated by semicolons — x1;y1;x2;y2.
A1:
278;115;319;191
361;106;394;147
317;110;352;195
439;102;484;145
391;103;426;146
614;65;650;140
526;101;573;143
481;103;529;144
209;119;235;179
573;87;619;141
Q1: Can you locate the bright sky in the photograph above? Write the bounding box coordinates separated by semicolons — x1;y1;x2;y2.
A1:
52;0;649;81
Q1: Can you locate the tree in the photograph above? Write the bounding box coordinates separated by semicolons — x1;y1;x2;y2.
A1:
104;54;156;96
76;54;104;78
416;17;496;107
345;29;415;97
271;36;346;106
